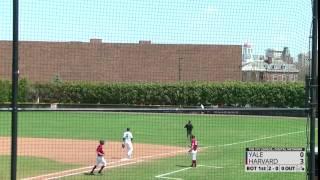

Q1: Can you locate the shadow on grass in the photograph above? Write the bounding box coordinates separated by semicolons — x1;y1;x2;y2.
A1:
176;165;191;168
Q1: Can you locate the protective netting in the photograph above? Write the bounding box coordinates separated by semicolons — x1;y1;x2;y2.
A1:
0;0;314;179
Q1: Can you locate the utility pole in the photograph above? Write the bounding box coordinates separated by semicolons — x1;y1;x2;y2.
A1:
308;0;318;179
11;0;19;179
178;57;182;81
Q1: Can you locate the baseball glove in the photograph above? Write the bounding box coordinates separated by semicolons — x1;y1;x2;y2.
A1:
122;143;125;148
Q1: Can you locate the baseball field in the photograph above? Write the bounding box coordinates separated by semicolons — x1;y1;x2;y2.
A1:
0;111;310;180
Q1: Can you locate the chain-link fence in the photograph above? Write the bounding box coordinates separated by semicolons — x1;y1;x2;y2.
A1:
0;0;316;179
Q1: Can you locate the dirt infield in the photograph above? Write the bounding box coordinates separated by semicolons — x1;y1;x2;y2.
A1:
0;137;186;179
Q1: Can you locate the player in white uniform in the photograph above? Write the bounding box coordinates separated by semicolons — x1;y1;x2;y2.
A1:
122;128;133;159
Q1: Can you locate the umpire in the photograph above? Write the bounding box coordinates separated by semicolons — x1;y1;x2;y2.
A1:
184;120;193;142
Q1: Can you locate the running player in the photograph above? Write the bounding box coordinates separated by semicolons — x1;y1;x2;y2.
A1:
189;135;198;167
122;128;133;159
90;140;107;175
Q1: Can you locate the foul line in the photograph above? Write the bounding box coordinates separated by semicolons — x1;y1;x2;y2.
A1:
22;159;137;180
155;167;191;180
22;166;92;180
22;130;304;180
206;130;305;149
155;165;223;180
47;160;145;180
198;165;223;168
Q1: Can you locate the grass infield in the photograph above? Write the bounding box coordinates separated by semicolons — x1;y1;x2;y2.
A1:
0;156;78;180
0;111;309;179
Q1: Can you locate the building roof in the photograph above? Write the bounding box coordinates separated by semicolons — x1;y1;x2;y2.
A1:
242;60;299;73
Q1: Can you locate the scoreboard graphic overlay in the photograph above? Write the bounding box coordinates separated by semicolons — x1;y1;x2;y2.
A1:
245;148;305;172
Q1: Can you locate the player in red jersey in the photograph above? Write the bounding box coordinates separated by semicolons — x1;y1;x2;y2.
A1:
188;135;198;167
90;140;107;175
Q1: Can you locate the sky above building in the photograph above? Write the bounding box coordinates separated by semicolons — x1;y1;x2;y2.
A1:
0;0;312;57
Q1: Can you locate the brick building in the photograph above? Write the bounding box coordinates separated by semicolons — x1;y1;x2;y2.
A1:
241;60;299;82
296;52;310;81
242;46;299;82
0;39;242;83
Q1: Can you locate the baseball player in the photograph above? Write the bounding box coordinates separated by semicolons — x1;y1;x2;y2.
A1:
184;121;193;142
188;135;198;167
122;128;133;159
90;140;107;175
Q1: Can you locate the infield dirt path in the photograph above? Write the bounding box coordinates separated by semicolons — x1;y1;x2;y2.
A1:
0;137;186;179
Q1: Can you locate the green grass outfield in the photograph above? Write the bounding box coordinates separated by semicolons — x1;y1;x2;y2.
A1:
0;111;310;179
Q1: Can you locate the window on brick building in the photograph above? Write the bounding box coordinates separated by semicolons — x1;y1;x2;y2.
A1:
259;72;264;81
273;74;277;81
289;74;294;81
